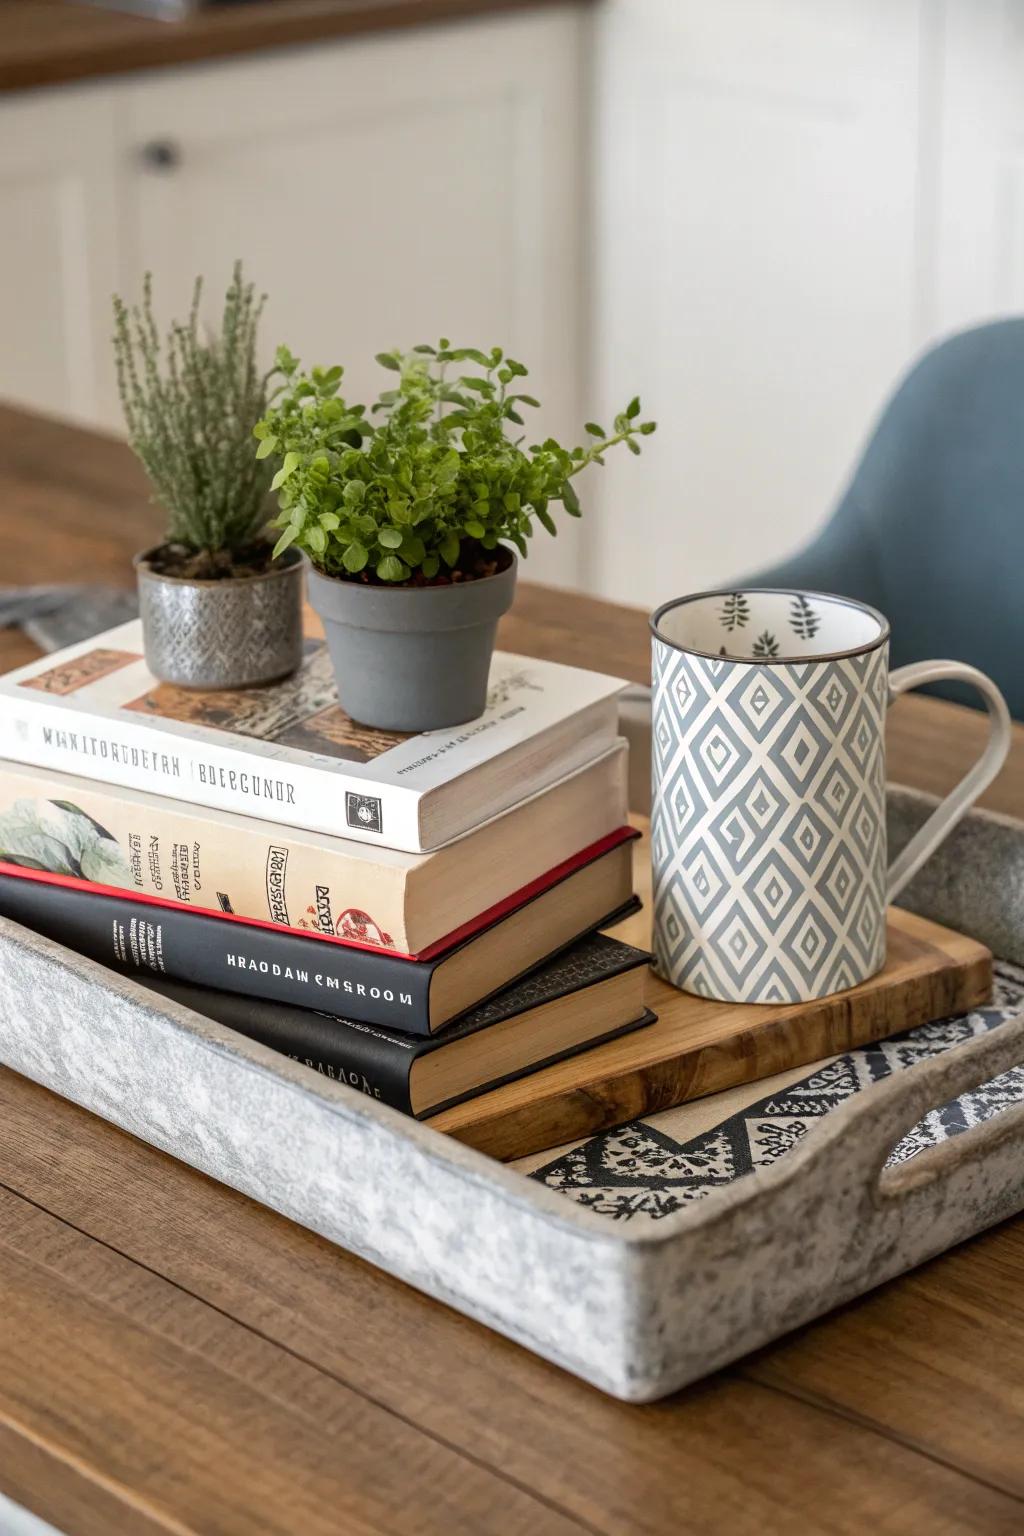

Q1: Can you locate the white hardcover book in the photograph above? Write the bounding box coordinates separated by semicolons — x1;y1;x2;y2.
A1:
0;620;626;852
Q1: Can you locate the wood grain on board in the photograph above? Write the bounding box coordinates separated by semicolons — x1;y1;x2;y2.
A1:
432;895;992;1160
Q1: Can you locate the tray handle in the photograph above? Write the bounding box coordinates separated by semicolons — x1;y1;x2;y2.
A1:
768;1007;1024;1222
837;1009;1024;1202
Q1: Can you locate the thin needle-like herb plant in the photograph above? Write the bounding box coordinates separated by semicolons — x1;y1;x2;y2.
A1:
113;261;273;578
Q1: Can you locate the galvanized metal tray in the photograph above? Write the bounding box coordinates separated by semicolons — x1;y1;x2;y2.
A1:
1;785;1022;1402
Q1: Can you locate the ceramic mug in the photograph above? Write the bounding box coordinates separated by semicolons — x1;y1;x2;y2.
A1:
650;588;1011;1003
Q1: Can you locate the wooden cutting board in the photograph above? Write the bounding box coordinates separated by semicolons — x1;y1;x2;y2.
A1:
429;829;992;1162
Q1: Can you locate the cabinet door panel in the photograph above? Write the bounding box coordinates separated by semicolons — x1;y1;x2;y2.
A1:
0;87;119;427
119;9;586;586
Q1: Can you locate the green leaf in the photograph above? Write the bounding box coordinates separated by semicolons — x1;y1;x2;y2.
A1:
626;437;641;454
378;526;404;548
375;352;401;371
462;377;493;394
511;394;540;408
536;504;557;536
421;553;440;579
562;479;581;515
252;421;271;440
319;512;340;530
342;541;369;573
464;520;486;538
584;422;606;438
400;534;426;566
343;481;366;507
440;531;461;567
272;526;299;559
640;421;657;435
307;525;327;555
376;554;409;582
255;435;277;459
626;396;641;419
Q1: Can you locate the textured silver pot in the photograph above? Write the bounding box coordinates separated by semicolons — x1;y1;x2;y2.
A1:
134;546;304;690
307;551;517;731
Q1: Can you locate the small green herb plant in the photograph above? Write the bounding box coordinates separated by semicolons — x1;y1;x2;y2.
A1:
254;342;655;584
114;262;273;579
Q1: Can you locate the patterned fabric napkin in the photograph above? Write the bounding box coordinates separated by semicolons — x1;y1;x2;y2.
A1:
516;960;1024;1222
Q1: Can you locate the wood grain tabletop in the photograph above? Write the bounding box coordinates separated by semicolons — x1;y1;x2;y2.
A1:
1;402;1022;1535
0;0;580;94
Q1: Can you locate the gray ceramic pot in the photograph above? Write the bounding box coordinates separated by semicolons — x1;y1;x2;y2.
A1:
307;551;517;731
134;546;304;690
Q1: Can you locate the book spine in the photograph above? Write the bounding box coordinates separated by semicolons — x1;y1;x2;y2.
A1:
0;691;425;850
0;869;435;1034
146;978;418;1115
0;760;408;951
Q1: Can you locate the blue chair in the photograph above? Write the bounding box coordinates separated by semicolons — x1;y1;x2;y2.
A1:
743;318;1024;719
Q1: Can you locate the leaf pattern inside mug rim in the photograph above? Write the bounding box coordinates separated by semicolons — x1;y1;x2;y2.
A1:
752;629;779;658
719;593;821;641
719;593;750;631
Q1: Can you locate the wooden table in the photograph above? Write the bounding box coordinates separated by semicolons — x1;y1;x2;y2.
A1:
2;404;1023;1535
0;0;574;94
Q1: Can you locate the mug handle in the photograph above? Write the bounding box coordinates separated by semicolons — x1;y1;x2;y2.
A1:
886;660;1012;902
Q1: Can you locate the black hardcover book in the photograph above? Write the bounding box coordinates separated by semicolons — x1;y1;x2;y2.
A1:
0;834;637;1034
142;932;654;1117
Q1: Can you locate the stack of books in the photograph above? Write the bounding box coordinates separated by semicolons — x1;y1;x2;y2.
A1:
0;619;653;1120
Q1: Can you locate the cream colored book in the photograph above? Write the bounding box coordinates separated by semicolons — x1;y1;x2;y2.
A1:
0;744;628;958
0;618;626;851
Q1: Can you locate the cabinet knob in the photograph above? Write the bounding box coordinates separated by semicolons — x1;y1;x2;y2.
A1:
139;139;182;172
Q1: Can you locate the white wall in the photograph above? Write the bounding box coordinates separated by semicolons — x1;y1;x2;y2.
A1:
584;0;1024;608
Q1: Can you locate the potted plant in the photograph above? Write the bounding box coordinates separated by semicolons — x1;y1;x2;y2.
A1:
254;341;655;730
114;262;303;690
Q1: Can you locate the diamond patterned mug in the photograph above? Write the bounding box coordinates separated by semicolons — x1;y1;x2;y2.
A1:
651;589;1011;1003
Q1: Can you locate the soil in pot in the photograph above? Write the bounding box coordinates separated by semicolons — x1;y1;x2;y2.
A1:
143;542;276;582
333;539;513;590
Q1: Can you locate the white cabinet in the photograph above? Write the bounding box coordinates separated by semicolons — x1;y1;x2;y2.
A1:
0;7;588;587
119;14;585;427
0;84;121;426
